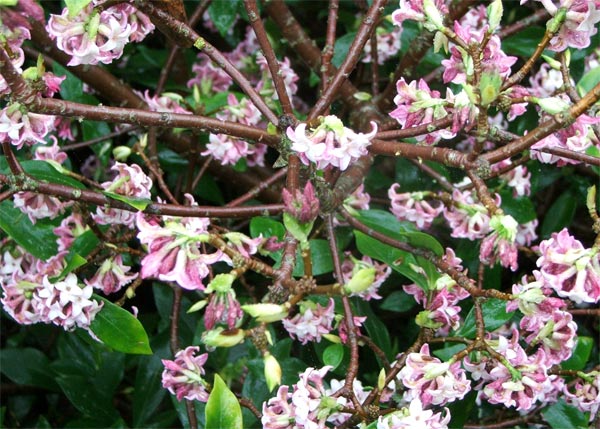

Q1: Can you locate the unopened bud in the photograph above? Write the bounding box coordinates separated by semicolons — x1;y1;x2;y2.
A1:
423;0;444;30
344;267;376;295
113;146;132;161
487;0;503;33
241;303;289;323
263;353;282;392
535;96;570;114
201;327;245;348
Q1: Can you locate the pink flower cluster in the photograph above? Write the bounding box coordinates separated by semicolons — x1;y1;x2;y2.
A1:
84;254;138;295
398;344;471;406
136;195;229;291
262;366;346;429
286;115;377;171
94;162;153;228
282;298;335;344
376;398;450;429
46;1;154;66
389;185;443;230
203;94;267;167
341;253;391;300
161;346;210;402
362;26;402;64
0;103;55;150
536;228;600;303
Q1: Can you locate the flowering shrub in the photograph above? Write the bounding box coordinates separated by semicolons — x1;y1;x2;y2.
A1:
0;0;599;428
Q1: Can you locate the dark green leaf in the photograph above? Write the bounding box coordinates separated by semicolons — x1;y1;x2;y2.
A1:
355;231;429;289
133;353;169;427
0;348;59;391
502;26;546;57
447;390;477;429
540;191;578;238
323;343;344;370
355;209;444;256
55;374;119;423
250;217;285;240
542;398;588;429
562;337;593;371
577;66;600;96
205;374;243;429
102;191;153;211
353;299;393;359
0;159;86;189
54;63;82;101
432;343;466;361
499;190;537;224
293;239;333;276
208;0;241;38
380;290;416;313
333;32;356;68
0;200;58;260
89;297;152;355
52;229;100;279
455;299;514;339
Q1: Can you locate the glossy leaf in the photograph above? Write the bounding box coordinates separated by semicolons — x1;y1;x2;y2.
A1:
89;297;152;355
353;299;393;359
499;190;537;224
380;290;416;313
250;216;286;240
0;348;59;391
293;239;334;276
502;26;545;57
540;191;578;238
323;343;344;370
55;374;119;423
355;209;443;256
577;65;600;96
333;32;356;67
205;374;243;429
561;336;593;371
102;191;153;211
542;398;588;429
455;299;514;339
208;0;240;38
1;159;85;190
0;200;58;260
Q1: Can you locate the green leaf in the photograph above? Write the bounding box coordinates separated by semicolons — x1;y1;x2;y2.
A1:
293;239;333;276
577;65;600;97
380;290;416;313
0;200;58;260
65;0;92;18
205;374;243;429
586;145;600;176
0;348;59;391
333;32;356;68
502;26;546;57
455;299;514;339
499;190;537;223
432;343;467;362
55;374;120;423
353;299;393;359
250;217;285;240
355;209;444;256
561;337;593;371
102;191;153;211
0;159;86;189
53;229;100;279
322;343;344;370
540;191;578;238
208;0;240;38
133;354;169;427
89;297;152;355
355;231;430;290
54;63;83;101
542;398;588;429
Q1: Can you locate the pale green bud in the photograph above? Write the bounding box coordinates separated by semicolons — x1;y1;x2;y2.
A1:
263;353;282;392
487;0;503;33
113;146;132;161
415;310;442;329
344;267;376;295
479;71;502;107
490;214;518;242
353;92;372;101
187;299;208;313
206;273;235;294
241;303;289;323
201;328;245;348
541;54;562;70
423;0;445;30
535;96;570;114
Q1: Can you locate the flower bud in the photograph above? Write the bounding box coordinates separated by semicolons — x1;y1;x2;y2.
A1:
113;145;132;161
535;96;570;114
241;303;289;323
263;353;282;392
423;0;444;30
344;267;376;295
206;273;235;294
201;327;245;348
487;0;503;33
489;214;518;242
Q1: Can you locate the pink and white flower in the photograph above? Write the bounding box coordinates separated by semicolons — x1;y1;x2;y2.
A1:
389;185;443;229
376;397;451;429
161;346;209;402
282;298;335;344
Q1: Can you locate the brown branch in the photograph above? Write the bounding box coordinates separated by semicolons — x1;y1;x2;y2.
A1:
308;0;388;120
244;0;294;116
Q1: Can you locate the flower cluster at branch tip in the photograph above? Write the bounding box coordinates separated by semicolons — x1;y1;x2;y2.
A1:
161;346;210;402
136;194;230;291
46;1;154;66
282;298;335;345
286;115;377;171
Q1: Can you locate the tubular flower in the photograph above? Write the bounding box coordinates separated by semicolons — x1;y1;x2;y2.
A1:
398;344;471;406
287;115;377;171
479;214;520;271
389;185;443;230
0;103;54;149
537;228;600;304
282;299;335;345
136;195;229;291
563;372;600;421
376;397;451;429
84;255;138;295
161;346;209;402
